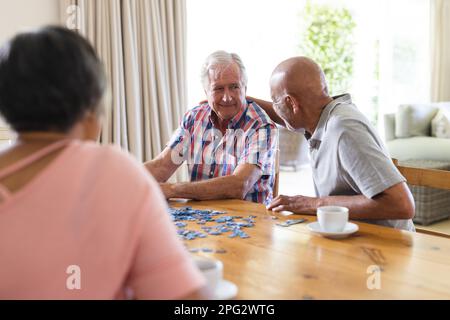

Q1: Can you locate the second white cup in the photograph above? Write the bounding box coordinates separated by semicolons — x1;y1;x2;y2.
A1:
193;256;223;293
317;206;349;232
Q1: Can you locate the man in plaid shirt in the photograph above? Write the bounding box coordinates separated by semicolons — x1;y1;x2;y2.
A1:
145;51;277;205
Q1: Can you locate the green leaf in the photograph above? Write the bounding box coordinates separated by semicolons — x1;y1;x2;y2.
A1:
298;2;355;95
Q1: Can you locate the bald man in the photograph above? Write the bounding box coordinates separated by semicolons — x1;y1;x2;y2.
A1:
252;57;415;231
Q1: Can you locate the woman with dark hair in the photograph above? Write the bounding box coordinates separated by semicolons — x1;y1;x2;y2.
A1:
0;26;208;299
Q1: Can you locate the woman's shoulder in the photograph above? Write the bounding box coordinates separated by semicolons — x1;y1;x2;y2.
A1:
65;140;165;216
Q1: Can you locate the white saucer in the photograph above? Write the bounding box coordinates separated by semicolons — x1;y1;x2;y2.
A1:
307;222;359;239
169;198;191;203
214;279;238;300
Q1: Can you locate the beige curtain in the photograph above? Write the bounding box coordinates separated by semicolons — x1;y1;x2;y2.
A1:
59;0;186;164
431;0;450;102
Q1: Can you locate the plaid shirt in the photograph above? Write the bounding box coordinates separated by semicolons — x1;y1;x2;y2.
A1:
169;101;277;205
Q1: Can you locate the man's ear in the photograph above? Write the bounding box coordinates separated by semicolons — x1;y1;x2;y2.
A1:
286;95;300;114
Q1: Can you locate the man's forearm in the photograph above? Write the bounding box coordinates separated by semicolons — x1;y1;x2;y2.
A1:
144;159;174;182
270;194;411;220
317;194;410;220
248;97;285;126
166;175;248;201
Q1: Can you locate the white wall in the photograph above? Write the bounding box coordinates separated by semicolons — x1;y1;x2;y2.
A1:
0;0;60;131
0;0;60;45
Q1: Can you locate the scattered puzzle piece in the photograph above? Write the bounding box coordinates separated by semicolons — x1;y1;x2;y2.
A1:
169;207;255;240
276;218;307;227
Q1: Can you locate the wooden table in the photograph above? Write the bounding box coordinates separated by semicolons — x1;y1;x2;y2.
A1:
170;199;450;299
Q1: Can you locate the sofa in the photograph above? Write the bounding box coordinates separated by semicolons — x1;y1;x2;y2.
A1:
384;102;450;161
384;102;450;225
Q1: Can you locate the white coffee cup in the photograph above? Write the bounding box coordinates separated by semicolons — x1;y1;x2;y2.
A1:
193;256;223;293
317;206;349;232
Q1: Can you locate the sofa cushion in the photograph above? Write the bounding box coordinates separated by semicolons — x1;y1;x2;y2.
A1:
386;136;450;161
395;104;439;138
431;108;450;138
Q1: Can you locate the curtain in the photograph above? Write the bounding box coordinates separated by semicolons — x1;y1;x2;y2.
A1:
430;0;450;102
60;0;187;164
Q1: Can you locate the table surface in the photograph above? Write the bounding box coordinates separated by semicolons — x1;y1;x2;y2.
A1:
170;199;450;299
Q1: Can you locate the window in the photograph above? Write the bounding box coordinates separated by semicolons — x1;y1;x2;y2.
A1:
187;0;303;106
187;0;431;127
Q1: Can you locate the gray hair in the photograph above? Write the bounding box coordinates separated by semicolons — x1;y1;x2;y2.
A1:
200;50;248;90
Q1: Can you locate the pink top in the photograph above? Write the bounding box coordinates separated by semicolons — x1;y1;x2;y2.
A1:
0;140;205;299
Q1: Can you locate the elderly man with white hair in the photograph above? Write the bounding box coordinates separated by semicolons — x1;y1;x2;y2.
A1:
145;51;277;205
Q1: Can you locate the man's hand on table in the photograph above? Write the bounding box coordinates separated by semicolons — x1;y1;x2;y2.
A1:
267;194;320;215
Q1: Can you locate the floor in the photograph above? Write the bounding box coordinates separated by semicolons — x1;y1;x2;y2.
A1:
278;166;450;235
279;165;315;197
417;218;450;234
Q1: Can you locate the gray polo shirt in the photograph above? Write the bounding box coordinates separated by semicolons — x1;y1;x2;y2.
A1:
306;94;415;231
